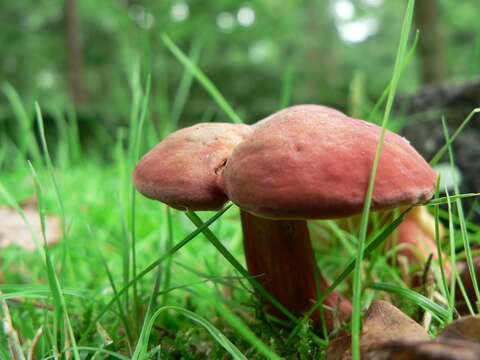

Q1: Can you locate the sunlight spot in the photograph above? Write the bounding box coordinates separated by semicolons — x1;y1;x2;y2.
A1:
433;163;462;192
170;2;189;22
140;12;155;29
237;6;255;27
337;17;379;43
37;70;55;89
362;0;384;7
249;41;269;63
217;12;235;30
332;0;355;21
129;5;155;29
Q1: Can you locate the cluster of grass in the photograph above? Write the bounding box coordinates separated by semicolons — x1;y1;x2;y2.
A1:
1;0;480;359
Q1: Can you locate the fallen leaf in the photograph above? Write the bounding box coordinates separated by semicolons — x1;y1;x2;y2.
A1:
456;257;480;315
438;316;480;344
0;204;62;252
360;339;480;360
326;300;430;360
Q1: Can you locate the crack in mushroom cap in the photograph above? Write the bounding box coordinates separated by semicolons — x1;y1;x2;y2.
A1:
222;105;437;219
133;123;253;211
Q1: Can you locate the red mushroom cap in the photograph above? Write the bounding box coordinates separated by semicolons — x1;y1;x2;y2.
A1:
252;104;345;128
133;123;252;211
222;106;436;219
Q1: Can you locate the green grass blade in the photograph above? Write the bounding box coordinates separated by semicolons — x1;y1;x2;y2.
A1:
2;83;42;163
78;204;233;343
132;75;152;162
444;188;465;319
278;62;294;109
34;103;67;237
169;39;203;132
214;301;283;360
351;1;415;358
129;74;152;336
66;347;130;360
27;162;81;360
289;208;408;340
367;30;419;124
426;193;480;206
132;305;247;360
433;177;449;300
161;206;174;307
366;282;448;321
441;118;480;311
429;108;480;166
162;33;243;124
185;210;296;322
91;227;134;351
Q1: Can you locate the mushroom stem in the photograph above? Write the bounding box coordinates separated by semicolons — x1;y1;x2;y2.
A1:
240;209;352;330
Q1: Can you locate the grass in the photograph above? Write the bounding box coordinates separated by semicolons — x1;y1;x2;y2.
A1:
1;4;480;360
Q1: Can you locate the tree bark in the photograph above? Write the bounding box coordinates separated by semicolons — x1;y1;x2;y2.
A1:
65;0;86;106
414;0;446;85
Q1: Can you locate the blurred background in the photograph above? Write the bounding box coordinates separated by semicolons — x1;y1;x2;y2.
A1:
0;0;479;196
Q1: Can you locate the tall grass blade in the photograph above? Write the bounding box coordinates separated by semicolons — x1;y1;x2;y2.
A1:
169;39;203;132
79;204;233;343
215;301;283;360
161;206;174;307
278;62;294;109
433;178;449;301
185;210;296;322
91;227;134;352
351;1;415;358
129;74;152;335
27;162;81;360
367;31;419;124
289;208;409;340
430;108;480;166
162;34;243;124
366;282;448;321
132;305;247;360
441;118;480;311
2;83;42;163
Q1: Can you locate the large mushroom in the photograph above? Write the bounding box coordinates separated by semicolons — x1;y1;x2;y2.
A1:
133;105;436;331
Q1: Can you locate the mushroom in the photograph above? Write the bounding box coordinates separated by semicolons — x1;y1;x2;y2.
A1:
313;205;450;286
133;105;436;331
133;122;253;210
220;105;436;328
395;206;451;282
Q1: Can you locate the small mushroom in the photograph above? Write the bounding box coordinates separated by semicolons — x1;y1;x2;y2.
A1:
395;206;451;282
133;122;253;210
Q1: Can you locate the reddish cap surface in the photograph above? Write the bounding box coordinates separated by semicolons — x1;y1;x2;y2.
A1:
133;123;252;211
222;106;436;219
253;104;344;128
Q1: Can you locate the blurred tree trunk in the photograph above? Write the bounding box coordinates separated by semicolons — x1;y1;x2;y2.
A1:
65;0;86;106
414;0;446;85
304;0;339;102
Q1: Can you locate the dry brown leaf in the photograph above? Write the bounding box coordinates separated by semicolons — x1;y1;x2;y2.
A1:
0;204;62;252
326;300;430;360
438;316;480;344
456;257;480;315
360;340;480;360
